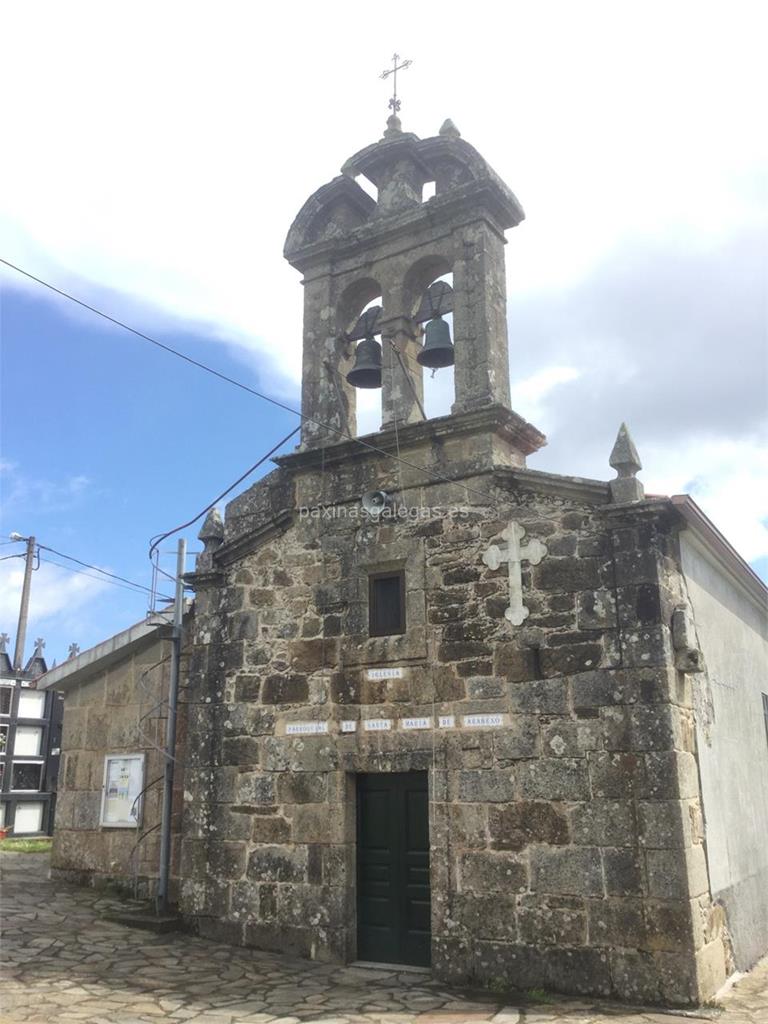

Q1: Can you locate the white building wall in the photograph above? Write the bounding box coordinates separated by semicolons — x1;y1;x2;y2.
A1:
681;532;768;970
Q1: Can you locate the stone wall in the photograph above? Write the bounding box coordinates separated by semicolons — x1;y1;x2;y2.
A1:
182;429;728;1005
681;531;768;970
51;634;186;898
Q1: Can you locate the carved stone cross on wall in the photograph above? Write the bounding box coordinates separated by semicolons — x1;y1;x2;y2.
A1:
482;523;547;626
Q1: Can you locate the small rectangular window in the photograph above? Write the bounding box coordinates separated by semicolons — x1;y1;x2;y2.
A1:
0;686;12;716
0;724;8;754
369;571;405;637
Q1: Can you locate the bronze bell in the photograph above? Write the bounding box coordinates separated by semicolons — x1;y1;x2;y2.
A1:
417;315;454;369
347;335;383;389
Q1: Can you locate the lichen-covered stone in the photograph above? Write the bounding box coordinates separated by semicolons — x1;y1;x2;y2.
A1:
530;847;604;897
488;801;570;850
246;846;307;883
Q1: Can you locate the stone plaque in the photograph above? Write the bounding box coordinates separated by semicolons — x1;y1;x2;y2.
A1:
366;667;404;680
463;713;504;728
340;720;357;733
285;721;329;736
402;716;431;730
438;715;456;729
363;719;392;731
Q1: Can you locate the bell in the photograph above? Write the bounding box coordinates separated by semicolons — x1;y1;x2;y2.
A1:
417;315;454;369
346;335;383;389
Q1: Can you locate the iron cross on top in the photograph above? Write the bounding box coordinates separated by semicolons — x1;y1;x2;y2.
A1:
380;53;413;114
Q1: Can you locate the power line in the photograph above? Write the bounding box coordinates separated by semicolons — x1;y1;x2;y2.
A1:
3;537;167;598
36;543;165;598
151;562;181;587
39;555;172;600
0;258;502;510
0;257;292;405
148;425;301;559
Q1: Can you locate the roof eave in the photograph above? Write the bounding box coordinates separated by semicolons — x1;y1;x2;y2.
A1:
671;493;768;607
37;611;176;692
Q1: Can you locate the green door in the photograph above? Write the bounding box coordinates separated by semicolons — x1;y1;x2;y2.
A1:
356;772;431;967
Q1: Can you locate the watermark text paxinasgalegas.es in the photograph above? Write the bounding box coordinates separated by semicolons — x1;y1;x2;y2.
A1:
298;504;470;521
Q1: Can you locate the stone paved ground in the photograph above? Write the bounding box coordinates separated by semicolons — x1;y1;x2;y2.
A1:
1;854;766;1024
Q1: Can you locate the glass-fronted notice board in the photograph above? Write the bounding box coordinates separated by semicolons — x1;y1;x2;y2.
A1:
100;753;144;827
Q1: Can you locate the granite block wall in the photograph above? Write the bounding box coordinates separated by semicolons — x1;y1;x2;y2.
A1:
181;452;728;1005
50;635;186;899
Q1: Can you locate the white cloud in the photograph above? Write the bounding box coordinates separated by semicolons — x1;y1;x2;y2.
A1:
2;1;765;385
0;558;109;659
511;367;581;431
644;437;768;564
1;465;92;516
1;0;765;570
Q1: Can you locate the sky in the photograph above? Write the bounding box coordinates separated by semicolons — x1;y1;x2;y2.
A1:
1;0;766;665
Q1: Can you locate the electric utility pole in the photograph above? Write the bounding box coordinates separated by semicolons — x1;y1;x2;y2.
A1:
12;535;36;672
157;537;186;914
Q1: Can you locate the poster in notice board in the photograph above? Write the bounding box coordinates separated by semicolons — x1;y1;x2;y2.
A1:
100;753;144;827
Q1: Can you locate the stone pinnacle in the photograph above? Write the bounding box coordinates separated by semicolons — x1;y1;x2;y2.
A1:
609;422;642;475
198;508;224;544
609;423;644;503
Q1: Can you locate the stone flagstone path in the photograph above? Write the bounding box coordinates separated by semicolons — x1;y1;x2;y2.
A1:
1;853;766;1024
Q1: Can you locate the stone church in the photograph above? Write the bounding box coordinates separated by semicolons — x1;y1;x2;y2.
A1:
43;113;768;1007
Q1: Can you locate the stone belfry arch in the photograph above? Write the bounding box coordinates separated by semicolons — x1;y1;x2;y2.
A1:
284;116;543;462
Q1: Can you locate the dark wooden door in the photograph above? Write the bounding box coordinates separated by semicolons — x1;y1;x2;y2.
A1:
356;772;431;967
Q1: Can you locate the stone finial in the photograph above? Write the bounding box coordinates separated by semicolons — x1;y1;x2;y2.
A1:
33;637;45;656
610;422;642;473
609;423;645;503
439;118;461;139
197;508;225;570
199;508;224;548
383;113;403;139
68;643;80;659
0;633;9;654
